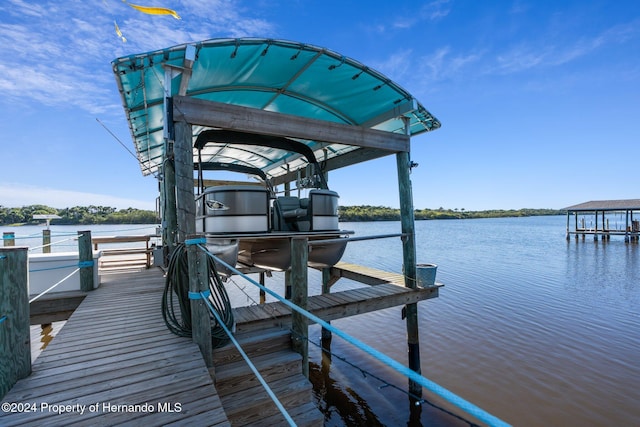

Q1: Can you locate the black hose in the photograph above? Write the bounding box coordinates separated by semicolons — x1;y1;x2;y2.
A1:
162;243;234;348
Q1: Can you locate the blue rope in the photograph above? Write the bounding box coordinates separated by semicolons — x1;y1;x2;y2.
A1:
188;290;211;299
199;291;296;427
185;237;207;246
0;315;6;325
0;255;6;260
202;247;511;427
28;261;93;273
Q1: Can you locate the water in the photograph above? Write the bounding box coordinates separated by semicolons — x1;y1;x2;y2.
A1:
0;224;160;253
6;218;640;425
294;216;640;426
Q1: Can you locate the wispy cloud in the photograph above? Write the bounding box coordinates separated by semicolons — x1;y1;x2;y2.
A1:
375;0;452;32
0;184;155;210
0;0;274;116
493;18;640;74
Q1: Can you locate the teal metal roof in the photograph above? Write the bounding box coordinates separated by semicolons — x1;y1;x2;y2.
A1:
112;38;440;177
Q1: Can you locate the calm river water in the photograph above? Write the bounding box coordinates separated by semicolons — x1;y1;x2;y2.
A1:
7;217;640;426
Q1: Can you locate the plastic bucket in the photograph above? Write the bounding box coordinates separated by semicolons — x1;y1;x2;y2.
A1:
416;263;437;286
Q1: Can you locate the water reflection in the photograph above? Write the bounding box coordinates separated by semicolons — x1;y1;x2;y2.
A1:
30;321;64;360
309;327;471;427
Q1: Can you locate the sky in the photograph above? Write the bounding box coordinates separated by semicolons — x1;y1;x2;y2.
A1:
0;0;638;211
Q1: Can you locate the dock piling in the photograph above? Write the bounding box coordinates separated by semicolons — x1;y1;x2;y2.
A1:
78;231;94;292
291;237;309;378
2;232;15;247
0;247;31;400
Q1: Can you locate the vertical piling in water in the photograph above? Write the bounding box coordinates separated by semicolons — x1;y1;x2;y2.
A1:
396;118;422;399
291;237;309;378
0;247;31;400
78;231;94;292
43;229;51;254
321;268;333;342
3;232;15;247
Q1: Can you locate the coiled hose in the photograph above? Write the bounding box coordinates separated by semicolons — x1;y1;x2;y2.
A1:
162;243;234;348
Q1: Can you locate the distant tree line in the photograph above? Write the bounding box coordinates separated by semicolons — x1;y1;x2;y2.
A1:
339;205;563;221
0;205;158;226
1;204;563;226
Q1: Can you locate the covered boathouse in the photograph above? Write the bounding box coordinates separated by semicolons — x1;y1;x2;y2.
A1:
564;199;640;242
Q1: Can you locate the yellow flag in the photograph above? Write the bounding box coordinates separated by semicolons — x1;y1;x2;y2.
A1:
125;2;181;19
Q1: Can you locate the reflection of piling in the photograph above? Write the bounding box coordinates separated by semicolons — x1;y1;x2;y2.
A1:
0;247;31;400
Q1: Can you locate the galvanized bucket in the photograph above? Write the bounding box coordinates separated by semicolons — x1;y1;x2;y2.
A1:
416;263;437;286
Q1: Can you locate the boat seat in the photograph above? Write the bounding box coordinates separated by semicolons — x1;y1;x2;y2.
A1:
273;196;308;231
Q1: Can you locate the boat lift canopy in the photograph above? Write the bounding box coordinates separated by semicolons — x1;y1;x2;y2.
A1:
112;38;440;182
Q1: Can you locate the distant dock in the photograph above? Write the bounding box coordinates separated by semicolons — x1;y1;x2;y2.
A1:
564;199;640;242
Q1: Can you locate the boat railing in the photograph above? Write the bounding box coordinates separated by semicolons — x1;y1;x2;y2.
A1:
194;241;510;427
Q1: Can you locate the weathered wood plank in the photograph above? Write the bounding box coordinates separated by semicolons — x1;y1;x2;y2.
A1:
233;281;440;332
0;267;229;426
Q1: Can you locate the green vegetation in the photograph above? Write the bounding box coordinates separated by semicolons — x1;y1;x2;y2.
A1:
0;205;158;226
1;204;563;226
339;205;563;222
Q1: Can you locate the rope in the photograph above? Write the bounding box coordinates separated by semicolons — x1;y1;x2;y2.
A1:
29;262;91;273
28;236;80;252
161;243;234;348
205;249;511;427
200;291;296;427
0;315;6;325
29;268;80;303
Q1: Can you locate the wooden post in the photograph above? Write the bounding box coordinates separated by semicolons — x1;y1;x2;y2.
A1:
3;232;15;247
187;235;213;367
321;268;332;342
285;269;292;300
396;118;421;399
43;229;51;254
164;150;178;256
0;247;31;400
565;211;570;241
78;231;94;292
290;237;309;378
174;119;212;366
259;272;266;304
625;209;630;242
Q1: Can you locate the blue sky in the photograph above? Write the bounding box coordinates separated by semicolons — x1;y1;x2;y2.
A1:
1;0;638;211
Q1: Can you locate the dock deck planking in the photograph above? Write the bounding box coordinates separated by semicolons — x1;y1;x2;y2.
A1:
4;258;441;426
1;268;230;427
233;281;440;332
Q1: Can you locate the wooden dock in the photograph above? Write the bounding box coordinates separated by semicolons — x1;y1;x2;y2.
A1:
3;257;440;426
234;262;440;333
1;268;229;427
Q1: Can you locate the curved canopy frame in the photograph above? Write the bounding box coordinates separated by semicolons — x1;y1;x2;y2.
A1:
112;38;441;179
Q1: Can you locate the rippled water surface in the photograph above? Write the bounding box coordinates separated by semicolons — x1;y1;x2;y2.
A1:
296;216;640;426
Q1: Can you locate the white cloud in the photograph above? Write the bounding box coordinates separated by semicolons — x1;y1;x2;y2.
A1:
0;0;275;116
0;184;155;210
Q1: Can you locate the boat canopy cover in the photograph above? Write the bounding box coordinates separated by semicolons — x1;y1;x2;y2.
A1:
112;38;440;178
